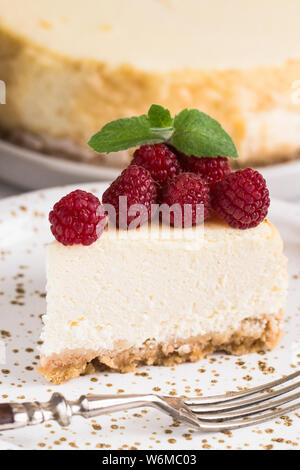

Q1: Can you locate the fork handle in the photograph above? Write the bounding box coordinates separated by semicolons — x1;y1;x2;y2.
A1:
72;394;162;419
0;404;13;428
0;394;163;431
0;394;73;431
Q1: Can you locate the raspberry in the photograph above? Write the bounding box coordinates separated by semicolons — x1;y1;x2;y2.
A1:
49;190;106;246
160;173;210;227
177;152;231;189
131;144;181;185
211;168;270;229
102;165;157;229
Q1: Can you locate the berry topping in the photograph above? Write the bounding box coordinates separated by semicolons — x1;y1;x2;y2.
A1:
177;152;231;189
102;165;157;229
160;173;211;227
49;190;106;246
211;168;270;229
131;143;181;185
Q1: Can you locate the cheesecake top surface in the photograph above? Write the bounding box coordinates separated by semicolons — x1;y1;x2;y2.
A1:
49;218;282;249
0;0;299;71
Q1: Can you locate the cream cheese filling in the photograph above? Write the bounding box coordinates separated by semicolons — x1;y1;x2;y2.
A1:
0;0;300;71
40;219;288;359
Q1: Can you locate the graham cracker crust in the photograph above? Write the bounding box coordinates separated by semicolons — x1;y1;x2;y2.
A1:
38;313;283;384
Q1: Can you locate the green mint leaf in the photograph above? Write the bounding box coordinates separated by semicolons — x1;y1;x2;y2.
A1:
170;109;239;159
88;105;239;159
148;104;173;128
88;115;164;153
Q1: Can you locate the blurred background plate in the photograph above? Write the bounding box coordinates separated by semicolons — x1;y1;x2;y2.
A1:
0;139;120;189
1;138;300;200
259;160;300;202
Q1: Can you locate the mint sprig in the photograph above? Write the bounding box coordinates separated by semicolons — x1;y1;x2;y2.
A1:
88;105;239;159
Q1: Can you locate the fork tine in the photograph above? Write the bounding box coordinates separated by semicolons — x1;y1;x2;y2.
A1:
196;400;300;432
186;379;300;413
185;370;300;406
190;390;300;421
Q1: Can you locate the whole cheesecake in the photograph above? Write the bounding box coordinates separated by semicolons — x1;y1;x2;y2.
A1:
1;0;300;166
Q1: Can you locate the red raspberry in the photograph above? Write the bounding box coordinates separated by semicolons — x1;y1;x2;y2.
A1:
49;190;106;246
211;168;270;229
177;152;231;189
160;173;210;227
102;165;157;229
131;144;181;185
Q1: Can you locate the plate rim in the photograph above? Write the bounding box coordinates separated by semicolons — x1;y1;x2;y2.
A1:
0;181;298;214
2;138;300;199
0;138;120;181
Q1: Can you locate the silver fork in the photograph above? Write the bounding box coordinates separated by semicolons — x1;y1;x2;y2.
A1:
1;370;299;432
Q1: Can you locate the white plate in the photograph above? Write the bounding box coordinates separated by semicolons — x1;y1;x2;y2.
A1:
0;183;299;450
1;139;300;200
259;161;300;202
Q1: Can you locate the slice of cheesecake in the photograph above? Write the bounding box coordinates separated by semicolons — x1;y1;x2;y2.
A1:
39;218;288;384
1;0;300;167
